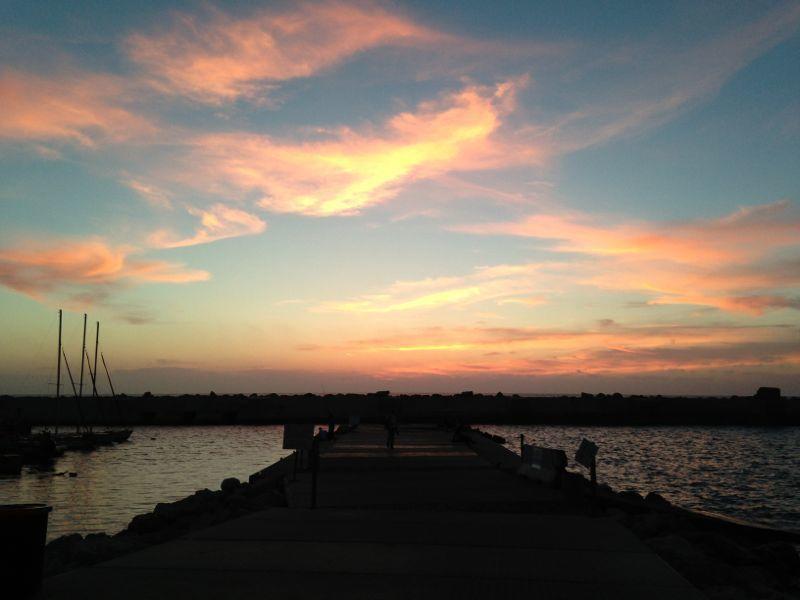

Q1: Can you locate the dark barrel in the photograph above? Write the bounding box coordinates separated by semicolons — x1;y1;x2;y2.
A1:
0;503;52;597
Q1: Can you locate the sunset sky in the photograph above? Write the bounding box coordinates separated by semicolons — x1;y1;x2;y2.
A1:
1;1;799;395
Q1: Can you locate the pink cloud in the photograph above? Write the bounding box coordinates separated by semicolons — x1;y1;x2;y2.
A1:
308;322;800;379
0;69;153;146
125;1;444;104
456;200;800;314
459;200;799;265
149;204;267;248
0;239;209;303
172;79;536;216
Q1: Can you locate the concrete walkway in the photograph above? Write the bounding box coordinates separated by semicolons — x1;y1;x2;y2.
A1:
44;425;703;599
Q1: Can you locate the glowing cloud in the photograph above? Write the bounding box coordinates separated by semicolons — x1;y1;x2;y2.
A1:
149;204;267;248
125;1;443;104
179;80;531;216
0;70;152;146
319;263;552;313
457;200;800;314
0;239;209;302
296;321;800;381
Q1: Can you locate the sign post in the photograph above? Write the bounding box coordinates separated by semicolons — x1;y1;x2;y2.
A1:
310;435;320;509
575;438;599;496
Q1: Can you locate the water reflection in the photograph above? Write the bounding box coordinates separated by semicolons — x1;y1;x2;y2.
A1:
1;424;798;540
0;426;288;540
481;425;800;532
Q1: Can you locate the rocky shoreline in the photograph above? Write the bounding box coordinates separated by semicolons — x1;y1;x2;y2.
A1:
44;454;291;577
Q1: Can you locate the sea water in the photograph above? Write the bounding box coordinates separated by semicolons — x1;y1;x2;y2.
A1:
0;424;798;541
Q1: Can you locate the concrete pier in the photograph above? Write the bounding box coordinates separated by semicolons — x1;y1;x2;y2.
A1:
43;425;703;598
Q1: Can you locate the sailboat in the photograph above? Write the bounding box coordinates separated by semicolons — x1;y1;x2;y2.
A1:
85;320;132;444
52;311;132;450
58;317;96;451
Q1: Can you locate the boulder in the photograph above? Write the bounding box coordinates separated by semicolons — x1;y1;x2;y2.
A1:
647;534;736;587
618;489;645;504
644;491;671;508
754;541;800;574
127;511;164;534
685;532;756;566
221;477;241;493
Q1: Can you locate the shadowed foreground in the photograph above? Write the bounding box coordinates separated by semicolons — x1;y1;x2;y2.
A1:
44;425;702;599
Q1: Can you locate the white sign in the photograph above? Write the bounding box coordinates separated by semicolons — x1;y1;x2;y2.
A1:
282;423;315;449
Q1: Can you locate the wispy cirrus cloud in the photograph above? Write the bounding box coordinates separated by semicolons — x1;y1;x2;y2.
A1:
124;178;174;209
125;1;444;104
149;204;267;248
456;200;800;314
317;262;554;313
0;239;209;303
459;200;800;264
0;69;153;146
539;2;800;153
319;200;800;316
169;79;536;216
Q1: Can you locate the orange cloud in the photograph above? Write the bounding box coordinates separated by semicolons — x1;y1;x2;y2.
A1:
457;200;800;314
0;239;209;302
125;1;443;104
0;69;153;146
176;80;533;216
460;200;799;264
294;321;799;380
149;204;267;248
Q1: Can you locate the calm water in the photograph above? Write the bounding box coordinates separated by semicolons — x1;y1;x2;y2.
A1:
1;425;798;541
481;424;800;533
0;426;288;541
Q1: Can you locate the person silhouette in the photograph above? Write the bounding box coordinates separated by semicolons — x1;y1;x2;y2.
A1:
327;412;336;440
385;415;398;450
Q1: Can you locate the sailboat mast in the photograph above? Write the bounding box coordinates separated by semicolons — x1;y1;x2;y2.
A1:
63;349;86;430
78;313;87;399
92;321;99;397
55;309;62;436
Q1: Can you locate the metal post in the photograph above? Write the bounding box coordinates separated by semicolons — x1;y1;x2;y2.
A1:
310;436;319;509
520;433;525;455
92;322;99;398
590;457;597;497
55;309;62;436
78;313;87;400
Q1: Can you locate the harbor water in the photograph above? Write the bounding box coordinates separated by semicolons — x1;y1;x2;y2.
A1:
482;424;800;533
0;425;798;541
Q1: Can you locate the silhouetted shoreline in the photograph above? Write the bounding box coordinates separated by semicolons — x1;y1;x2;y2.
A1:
3;388;798;426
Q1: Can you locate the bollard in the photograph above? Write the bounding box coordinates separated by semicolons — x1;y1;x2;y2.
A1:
0;503;52;598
